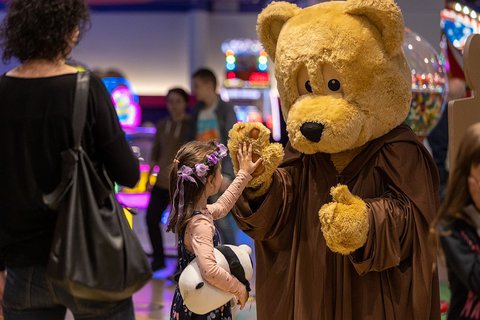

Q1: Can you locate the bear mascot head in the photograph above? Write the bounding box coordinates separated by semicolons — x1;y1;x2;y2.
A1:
229;0;412;197
261;0;410;154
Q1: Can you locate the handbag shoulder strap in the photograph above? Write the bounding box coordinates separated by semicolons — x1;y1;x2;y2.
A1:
72;72;91;149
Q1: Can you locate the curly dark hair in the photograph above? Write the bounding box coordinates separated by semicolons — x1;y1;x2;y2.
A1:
0;0;90;63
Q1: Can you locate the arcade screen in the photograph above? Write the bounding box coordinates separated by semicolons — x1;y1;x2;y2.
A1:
102;77;141;129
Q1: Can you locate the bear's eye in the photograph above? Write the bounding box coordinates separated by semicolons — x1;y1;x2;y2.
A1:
328;79;341;92
305;80;313;93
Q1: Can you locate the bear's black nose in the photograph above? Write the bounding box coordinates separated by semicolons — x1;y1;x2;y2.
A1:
300;122;324;143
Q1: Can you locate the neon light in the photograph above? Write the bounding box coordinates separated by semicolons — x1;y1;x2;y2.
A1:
258;64;268;71
226;88;262;100
269;90;282;142
227;71;236;79
123;126;156;135
102;77;141;129
111;86;141;128
249;72;269;83
266;114;273;130
116;192;150;210
220;88;230;102
139;163;150;172
161;205;171;225
226;55;236;64
226;63;236;71
258;56;268;64
222;39;263;55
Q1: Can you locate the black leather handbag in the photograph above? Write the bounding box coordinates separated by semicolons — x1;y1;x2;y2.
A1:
43;72;152;301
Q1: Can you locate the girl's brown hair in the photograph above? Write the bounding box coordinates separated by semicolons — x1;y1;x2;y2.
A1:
167;140;220;234
437;123;480;225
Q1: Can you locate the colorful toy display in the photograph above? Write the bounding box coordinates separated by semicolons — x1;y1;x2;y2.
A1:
403;29;448;139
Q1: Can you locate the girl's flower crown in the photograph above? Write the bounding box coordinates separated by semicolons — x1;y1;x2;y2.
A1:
174;143;227;183
172;143;228;222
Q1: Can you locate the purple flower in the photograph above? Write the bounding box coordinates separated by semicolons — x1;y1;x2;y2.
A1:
178;166;196;184
216;143;228;158
195;163;209;177
207;154;219;166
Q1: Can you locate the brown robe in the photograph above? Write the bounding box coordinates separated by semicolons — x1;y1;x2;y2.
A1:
232;124;440;320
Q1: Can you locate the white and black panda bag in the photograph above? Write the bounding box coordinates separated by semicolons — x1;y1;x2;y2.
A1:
178;244;253;315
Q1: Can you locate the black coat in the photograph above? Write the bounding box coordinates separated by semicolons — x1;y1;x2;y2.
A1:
441;217;480;319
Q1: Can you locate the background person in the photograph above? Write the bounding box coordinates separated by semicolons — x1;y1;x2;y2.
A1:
188;68;238;245
146;88;191;271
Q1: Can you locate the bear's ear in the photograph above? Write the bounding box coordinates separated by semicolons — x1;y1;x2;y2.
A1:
257;2;301;62
345;0;404;57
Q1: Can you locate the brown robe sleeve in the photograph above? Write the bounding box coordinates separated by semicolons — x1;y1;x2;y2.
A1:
349;140;439;278
350;187;414;274
232;145;302;250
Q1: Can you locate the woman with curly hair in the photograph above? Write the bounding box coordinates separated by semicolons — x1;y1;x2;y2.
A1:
0;0;140;319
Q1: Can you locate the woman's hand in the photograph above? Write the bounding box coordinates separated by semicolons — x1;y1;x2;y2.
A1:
237;285;249;310
237;143;263;176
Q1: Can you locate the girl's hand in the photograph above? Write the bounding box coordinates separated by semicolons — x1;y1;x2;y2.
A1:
237;285;249;310
237;142;263;175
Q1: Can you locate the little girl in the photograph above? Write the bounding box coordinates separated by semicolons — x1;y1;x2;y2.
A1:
168;140;262;319
438;123;480;320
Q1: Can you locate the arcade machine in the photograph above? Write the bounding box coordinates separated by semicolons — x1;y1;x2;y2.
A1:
220;38;284;142
102;76;156;210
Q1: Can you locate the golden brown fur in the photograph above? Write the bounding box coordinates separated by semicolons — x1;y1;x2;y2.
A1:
228;0;411;254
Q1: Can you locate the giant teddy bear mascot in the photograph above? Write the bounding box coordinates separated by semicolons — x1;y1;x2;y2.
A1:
227;0;440;319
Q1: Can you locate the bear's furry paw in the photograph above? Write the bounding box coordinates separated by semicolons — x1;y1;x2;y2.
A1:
319;185;369;255
228;122;284;198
